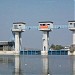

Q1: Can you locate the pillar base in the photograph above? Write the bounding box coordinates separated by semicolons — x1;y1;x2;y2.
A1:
41;51;48;55
68;51;75;55
0;51;19;55
14;51;20;55
68;45;75;55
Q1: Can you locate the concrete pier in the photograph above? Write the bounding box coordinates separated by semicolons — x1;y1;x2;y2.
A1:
39;21;53;55
12;22;26;55
68;21;75;55
41;51;48;55
0;51;19;55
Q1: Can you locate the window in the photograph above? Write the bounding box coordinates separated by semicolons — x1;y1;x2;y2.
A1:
40;24;43;26
47;24;50;25
44;46;46;51
0;45;3;50
74;23;75;27
70;23;72;25
14;25;18;29
19;25;21;26
43;24;45;26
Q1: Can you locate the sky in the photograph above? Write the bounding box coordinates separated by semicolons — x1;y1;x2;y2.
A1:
0;0;74;50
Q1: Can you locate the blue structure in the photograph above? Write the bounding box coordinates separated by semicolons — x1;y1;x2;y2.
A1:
20;50;68;55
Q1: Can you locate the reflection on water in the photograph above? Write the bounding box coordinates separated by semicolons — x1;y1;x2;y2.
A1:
0;55;14;75
71;56;75;75
42;55;51;75
14;55;21;75
0;55;74;75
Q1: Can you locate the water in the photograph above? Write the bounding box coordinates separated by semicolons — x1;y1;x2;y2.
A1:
0;55;74;75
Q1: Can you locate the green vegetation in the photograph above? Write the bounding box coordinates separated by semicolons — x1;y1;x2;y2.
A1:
50;44;64;50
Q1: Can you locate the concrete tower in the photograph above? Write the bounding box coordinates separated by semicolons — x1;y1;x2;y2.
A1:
39;21;53;55
12;22;26;55
68;21;75;55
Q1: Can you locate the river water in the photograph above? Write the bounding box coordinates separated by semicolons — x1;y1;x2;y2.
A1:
0;55;74;75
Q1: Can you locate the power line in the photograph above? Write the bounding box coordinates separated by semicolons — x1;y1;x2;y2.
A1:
25;25;68;30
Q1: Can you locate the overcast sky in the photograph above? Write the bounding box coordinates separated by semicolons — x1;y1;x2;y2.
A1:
0;0;74;50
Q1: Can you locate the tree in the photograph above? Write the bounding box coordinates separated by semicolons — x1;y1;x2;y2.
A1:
50;44;64;50
50;44;55;50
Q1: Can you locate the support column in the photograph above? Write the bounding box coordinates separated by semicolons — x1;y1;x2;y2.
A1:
42;31;49;55
42;31;49;51
72;31;75;55
15;32;20;54
69;31;75;55
73;31;75;45
68;21;75;55
19;33;22;51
